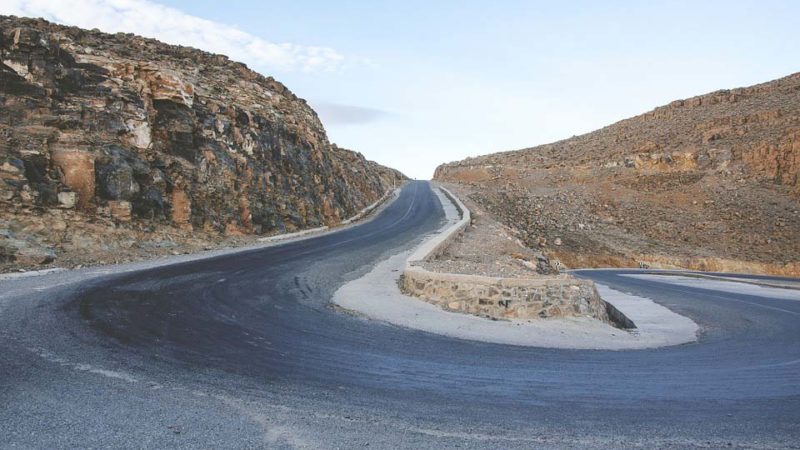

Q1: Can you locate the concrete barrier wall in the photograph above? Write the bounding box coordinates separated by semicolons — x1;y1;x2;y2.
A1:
402;184;633;327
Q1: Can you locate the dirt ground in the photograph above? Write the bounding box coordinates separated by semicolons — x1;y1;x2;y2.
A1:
419;185;558;277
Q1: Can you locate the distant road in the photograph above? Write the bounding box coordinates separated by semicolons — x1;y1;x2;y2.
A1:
1;181;799;449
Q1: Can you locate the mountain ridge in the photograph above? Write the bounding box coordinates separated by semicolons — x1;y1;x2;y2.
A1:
435;72;800;275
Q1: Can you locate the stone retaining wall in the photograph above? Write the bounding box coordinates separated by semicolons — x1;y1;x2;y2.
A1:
402;185;634;328
402;268;611;320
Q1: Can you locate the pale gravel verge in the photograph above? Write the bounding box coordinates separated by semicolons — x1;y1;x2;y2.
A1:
333;187;700;349
256;184;399;244
623;274;800;301
0;188;402;294
333;250;699;349
0;267;67;281
654;271;800;290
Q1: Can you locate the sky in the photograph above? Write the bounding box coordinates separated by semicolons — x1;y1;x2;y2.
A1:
2;1;799;178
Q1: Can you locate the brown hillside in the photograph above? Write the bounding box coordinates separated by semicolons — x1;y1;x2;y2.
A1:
435;72;800;276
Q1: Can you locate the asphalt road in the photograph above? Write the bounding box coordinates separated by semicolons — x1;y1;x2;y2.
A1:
1;180;799;449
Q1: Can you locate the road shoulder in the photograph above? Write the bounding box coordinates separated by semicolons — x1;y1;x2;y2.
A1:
333;185;700;349
0;187;404;297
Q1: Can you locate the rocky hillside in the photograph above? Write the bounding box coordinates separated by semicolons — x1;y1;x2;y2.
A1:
0;16;404;271
435;73;800;276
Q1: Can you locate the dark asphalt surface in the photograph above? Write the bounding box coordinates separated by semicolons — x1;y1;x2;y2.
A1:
1;180;799;449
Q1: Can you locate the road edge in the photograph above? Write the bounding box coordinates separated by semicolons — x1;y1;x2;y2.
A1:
0;184;406;284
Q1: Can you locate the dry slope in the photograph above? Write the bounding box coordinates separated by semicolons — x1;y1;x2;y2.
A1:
0;16;404;271
435;73;800;276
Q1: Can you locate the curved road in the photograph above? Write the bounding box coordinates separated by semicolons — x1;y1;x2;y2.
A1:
1;181;799;449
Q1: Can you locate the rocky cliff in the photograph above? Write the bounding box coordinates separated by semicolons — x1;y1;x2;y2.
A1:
435;73;800;276
0;16;404;270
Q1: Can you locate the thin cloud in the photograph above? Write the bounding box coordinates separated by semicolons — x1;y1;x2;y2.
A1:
1;0;346;72
311;102;392;125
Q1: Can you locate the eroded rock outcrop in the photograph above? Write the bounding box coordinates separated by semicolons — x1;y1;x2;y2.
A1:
435;73;800;276
0;16;404;270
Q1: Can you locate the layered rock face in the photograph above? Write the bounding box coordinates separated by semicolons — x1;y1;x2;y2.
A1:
0;17;403;270
435;73;800;276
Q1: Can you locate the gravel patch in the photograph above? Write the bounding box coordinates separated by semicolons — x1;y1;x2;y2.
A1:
418;184;555;278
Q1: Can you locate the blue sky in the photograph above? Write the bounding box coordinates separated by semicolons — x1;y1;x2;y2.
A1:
4;1;800;178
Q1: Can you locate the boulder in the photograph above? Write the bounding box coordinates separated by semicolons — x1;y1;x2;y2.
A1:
108;200;132;222
51;149;95;210
96;158;139;201
57;191;77;209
